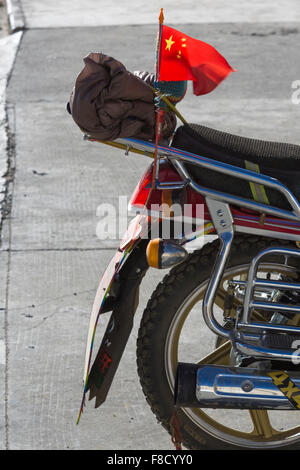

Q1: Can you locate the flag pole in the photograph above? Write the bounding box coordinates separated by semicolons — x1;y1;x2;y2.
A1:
155;8;164;80
152;8;164;189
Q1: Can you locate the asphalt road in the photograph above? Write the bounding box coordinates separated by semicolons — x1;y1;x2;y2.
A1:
1;0;300;450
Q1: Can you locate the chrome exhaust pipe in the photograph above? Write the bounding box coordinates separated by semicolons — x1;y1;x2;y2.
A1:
175;363;300;410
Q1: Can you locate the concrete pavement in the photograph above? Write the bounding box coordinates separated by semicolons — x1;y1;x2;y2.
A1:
18;0;300;27
1;0;300;450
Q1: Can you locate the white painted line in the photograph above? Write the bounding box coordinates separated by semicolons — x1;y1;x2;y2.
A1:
0;31;22;223
0;340;5;365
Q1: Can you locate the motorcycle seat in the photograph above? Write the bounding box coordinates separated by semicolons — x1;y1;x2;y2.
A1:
173;123;300;171
172;123;300;210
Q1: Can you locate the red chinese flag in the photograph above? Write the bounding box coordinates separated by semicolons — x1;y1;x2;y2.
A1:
158;25;235;95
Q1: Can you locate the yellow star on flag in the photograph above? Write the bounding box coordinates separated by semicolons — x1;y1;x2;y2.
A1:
165;35;175;51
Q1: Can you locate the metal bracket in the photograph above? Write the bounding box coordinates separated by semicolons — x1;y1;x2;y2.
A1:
205;199;234;236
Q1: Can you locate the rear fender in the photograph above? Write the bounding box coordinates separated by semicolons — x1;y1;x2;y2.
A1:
80;224;149;411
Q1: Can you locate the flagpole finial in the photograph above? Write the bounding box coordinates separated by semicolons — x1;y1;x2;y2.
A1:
159;8;164;24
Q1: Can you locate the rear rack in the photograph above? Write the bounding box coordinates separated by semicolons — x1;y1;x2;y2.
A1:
86;135;300;224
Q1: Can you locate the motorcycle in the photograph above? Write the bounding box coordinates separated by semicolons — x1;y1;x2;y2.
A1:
77;102;300;450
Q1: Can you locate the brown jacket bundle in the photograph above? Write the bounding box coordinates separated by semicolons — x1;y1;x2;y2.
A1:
68;53;176;141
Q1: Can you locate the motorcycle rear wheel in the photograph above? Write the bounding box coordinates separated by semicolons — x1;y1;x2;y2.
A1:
137;234;300;450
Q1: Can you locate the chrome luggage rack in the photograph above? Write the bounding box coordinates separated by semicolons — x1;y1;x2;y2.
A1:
112;136;300;223
87;134;300;350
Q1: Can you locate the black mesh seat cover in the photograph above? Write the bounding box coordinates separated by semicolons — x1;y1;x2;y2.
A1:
172;124;300;211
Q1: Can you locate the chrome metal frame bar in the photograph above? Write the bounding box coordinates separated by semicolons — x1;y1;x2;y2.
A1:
202;199;234;338
241;247;300;325
117;137;300;223
233;339;300;362
230;246;300;361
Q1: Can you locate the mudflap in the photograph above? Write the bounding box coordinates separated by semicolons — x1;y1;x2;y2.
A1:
87;240;148;407
77;215;150;420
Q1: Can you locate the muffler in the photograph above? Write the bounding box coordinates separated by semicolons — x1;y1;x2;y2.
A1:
175;363;300;410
